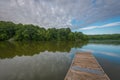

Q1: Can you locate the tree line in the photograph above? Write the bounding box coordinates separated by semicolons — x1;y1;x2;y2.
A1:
88;34;120;40
0;21;88;41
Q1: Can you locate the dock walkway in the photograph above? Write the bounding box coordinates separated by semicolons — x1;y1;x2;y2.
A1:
64;52;110;80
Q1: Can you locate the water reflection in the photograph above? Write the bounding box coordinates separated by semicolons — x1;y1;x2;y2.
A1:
89;40;120;45
72;43;120;80
0;41;87;59
0;41;120;80
0;41;87;80
0;51;71;80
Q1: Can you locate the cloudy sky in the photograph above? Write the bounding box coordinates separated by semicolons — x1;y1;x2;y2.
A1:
0;0;120;34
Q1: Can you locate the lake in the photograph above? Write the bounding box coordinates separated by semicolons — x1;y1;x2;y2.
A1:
0;41;120;80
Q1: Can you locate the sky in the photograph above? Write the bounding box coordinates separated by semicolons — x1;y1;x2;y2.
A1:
0;0;120;34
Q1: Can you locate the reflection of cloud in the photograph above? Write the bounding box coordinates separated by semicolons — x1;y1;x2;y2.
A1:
0;0;120;29
72;48;94;53
78;48;120;58
79;22;120;30
0;51;71;80
98;51;120;57
79;49;94;52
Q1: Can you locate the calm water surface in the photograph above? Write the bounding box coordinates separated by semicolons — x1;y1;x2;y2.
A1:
0;41;120;80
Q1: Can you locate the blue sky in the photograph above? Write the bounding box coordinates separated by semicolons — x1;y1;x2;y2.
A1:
72;16;120;34
0;0;120;35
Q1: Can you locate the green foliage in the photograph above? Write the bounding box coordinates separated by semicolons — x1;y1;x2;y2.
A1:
88;34;120;40
0;21;15;40
0;21;88;41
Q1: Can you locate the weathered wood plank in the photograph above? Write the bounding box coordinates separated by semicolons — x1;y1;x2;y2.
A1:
64;52;110;80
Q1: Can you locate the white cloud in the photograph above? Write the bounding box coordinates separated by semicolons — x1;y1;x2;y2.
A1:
79;22;120;30
17;0;25;6
0;0;120;29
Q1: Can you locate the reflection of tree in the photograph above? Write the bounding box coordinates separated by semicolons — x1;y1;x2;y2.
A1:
89;40;120;45
0;41;87;59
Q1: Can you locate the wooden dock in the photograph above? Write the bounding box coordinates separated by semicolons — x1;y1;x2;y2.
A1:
64;52;110;80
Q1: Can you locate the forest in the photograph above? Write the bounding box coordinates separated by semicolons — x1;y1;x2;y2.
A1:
0;21;88;41
88;34;120;40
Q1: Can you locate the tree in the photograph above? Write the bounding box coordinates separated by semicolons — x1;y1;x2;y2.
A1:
0;21;88;41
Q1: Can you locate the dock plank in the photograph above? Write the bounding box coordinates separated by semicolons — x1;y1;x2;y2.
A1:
64;52;110;80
